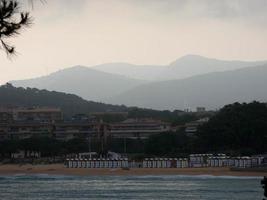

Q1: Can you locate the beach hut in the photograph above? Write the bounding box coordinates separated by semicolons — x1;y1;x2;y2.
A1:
172;158;177;168
165;158;170;168
126;159;130;168
69;159;74;168
82;159;86;168
219;157;223;167
103;159;108;168
113;159;118;168
148;158;152;168
157;158;162;168
65;159;70;168
125;158;129;168
176;159;181;168
72;159;78;168
91;159;96;168
161;158;167;168
95;158;100;168
245;158;252;168
208;157;212;167
152;158;157;168
214;157;218;167
181;158;188;168
236;157;240;167
143;158;148;168
251;157;258;167
117;159;122;168
108;159;113;168
228;158;235;167
98;159;103;168
86;159;91;168
77;159;81;168
88;159;93;168
210;157;215;167
240;158;247;168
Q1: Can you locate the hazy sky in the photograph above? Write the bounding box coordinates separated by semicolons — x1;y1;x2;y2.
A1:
1;0;267;84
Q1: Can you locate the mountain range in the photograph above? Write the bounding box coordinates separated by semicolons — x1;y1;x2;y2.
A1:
91;54;266;81
109;64;267;110
12;66;145;102
11;55;267;110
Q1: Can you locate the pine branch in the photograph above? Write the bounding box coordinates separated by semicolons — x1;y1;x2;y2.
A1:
0;0;32;56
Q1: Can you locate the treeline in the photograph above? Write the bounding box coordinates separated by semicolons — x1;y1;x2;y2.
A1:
127;107;201;126
0;135;184;158
96;108;201;125
0;137;146;158
196;101;267;155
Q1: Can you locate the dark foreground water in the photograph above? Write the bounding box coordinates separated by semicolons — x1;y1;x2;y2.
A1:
0;174;263;200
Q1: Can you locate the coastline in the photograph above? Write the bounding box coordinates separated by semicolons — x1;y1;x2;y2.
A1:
0;164;266;177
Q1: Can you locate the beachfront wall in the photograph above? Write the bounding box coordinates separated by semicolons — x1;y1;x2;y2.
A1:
66;159;129;168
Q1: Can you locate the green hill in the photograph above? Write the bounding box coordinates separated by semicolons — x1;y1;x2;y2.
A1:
0;83;127;118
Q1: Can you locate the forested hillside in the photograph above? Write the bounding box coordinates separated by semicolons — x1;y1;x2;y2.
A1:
0;83;127;118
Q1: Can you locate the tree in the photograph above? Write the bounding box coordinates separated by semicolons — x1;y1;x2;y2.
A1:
0;0;31;55
196;102;267;155
144;131;192;156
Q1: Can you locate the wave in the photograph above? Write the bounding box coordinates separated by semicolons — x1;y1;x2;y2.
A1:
120;174;262;180
0;174;262;181
0;174;78;181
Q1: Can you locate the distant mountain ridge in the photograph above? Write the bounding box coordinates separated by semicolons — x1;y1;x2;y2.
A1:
163;54;266;80
92;55;266;81
11;66;146;102
91;63;165;81
108;64;267;110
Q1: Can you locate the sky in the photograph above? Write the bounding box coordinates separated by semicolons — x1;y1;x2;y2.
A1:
1;0;267;84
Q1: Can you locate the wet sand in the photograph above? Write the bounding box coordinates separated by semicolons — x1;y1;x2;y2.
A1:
0;164;266;177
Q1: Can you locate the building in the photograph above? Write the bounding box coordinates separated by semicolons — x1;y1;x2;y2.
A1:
0;108;13;122
54;121;108;141
0;107;63;122
196;107;206;113
0;108;171;141
11;150;41;159
0;121;54;140
0;120;109;141
109;118;171;139
13;108;62;122
185;117;209;135
0;107;109;141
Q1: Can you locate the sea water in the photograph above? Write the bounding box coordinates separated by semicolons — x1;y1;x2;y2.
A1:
0;174;263;200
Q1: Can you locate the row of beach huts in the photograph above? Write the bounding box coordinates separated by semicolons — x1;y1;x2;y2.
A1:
65;154;264;169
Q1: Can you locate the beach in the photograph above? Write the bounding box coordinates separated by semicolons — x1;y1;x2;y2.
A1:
0;164;266;177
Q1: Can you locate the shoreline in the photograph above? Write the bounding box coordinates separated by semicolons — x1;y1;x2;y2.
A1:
0;164;266;177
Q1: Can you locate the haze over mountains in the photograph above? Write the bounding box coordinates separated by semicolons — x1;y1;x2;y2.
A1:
11;55;267;111
91;55;266;81
12;66;145;102
109;65;267;110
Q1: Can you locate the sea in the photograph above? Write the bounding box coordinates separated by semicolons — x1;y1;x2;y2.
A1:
0;174;263;200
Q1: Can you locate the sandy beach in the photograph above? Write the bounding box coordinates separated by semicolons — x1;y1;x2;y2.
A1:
0;164;266;177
